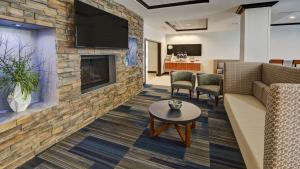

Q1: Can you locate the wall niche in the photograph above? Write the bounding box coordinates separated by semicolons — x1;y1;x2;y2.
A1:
0;20;58;117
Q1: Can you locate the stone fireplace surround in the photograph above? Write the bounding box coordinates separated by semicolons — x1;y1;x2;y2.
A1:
0;0;143;168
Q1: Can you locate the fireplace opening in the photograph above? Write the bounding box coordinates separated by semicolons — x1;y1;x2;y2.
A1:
81;55;116;93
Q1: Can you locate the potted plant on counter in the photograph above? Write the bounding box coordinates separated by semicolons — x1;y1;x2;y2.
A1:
0;38;39;112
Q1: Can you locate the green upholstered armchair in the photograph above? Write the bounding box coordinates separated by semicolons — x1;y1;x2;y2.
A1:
170;71;196;99
196;73;222;105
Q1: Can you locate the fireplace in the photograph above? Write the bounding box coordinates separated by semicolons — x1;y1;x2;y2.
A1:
81;55;116;93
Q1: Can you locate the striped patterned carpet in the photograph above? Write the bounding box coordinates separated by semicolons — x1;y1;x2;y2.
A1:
20;85;246;169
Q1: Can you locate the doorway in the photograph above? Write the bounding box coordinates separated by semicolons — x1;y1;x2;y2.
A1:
144;39;161;84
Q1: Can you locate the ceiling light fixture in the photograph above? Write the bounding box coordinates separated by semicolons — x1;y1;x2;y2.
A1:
14;24;22;27
289;16;296;19
168;45;173;50
185;24;192;26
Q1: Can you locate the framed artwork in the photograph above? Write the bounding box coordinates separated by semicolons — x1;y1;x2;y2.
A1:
125;37;138;67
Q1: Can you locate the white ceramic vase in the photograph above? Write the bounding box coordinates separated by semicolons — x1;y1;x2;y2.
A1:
7;83;31;112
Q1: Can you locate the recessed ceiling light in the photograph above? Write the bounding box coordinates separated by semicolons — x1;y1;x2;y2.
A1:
185;23;192;26
14;24;22;27
289;16;296;19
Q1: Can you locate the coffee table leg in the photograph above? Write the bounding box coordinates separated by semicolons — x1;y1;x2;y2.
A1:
185;123;191;147
175;124;185;143
149;115;155;136
191;121;196;129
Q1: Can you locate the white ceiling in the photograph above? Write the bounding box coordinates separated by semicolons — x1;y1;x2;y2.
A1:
169;18;208;30
115;0;300;34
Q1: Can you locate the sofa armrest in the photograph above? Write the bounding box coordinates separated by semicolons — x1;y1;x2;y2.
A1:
223;62;262;95
264;83;300;169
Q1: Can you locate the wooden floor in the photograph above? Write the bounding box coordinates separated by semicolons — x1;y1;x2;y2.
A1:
20;85;246;169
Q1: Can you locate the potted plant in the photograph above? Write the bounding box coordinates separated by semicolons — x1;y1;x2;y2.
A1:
0;38;39;112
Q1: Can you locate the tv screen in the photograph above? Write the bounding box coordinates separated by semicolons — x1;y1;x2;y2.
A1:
75;0;128;48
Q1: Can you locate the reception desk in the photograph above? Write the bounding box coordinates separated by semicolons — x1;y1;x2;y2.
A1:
165;60;201;72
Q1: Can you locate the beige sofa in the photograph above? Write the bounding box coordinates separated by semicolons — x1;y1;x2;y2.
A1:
223;62;300;169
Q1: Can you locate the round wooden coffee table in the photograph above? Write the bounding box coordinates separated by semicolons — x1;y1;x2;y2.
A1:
148;100;201;147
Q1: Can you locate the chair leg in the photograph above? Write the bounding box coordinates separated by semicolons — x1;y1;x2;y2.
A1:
215;96;219;106
177;89;179;93
197;91;200;100
189;90;192;100
171;88;174;97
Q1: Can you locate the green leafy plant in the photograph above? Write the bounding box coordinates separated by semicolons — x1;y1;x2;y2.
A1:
0;37;39;99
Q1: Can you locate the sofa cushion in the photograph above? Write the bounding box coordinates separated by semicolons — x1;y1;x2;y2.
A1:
253;81;265;101
171;81;193;89
262;86;270;106
253;81;269;106
224;94;266;169
196;85;220;96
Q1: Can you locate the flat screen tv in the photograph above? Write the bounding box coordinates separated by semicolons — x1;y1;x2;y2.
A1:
75;0;128;48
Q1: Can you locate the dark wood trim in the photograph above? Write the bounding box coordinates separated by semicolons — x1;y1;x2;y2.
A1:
147;71;157;73
136;0;149;9
269;59;284;65
293;60;300;67
271;22;300;26
165;19;208;32
176;28;208;31
157;42;162;76
236;1;278;14
145;39;160;44
293;60;300;64
143;39;147;85
165;21;177;31
136;0;209;9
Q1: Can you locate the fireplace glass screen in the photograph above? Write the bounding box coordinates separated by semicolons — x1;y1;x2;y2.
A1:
81;56;110;92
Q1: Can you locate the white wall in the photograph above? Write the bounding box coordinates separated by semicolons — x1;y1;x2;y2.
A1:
166;31;240;73
144;24;166;74
164;26;300;74
241;7;271;62
147;41;158;72
144;24;165;43
270;25;300;60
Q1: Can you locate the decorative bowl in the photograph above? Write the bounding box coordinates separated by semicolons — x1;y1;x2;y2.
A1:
168;99;182;110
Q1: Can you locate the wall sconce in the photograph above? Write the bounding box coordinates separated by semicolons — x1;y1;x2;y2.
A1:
168;45;173;50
